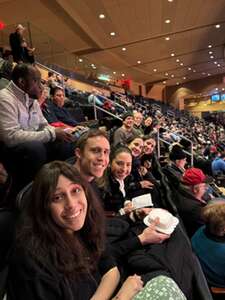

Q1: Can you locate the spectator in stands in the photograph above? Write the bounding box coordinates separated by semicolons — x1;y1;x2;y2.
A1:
47;71;57;89
46;86;79;127
21;38;35;64
0;64;75;194
163;144;187;186
88;89;104;106
7;161;143;299
74;129;110;184
97;145;133;214
143;116;153;135
133;111;144;135
0;59;13;90
211;152;225;176
192;200;225;287
113;112;137;146
176;168;209;236
9;24;25;63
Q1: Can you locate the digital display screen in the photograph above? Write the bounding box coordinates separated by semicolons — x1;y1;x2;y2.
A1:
221;94;225;101
211;94;220;101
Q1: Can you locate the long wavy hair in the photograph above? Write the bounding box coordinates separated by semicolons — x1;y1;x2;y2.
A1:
16;161;105;279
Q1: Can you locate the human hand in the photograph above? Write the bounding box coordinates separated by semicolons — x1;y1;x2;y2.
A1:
114;275;143;300
138;217;170;245
55;128;73;142
140;180;154;189
73;125;86;132
135;207;152;219
139;166;148;176
123;201;133;214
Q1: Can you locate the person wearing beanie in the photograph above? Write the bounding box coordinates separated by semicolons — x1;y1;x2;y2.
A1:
113;111;139;146
163;144;187;186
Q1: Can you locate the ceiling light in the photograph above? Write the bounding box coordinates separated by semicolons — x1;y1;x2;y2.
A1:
165;19;171;24
113;71;116;74
209;51;213;54
176;59;180;62
137;60;141;64
180;63;184;66
168;0;173;2
202;72;206;75
121;73;125;77
193;69;196;72
217;64;221;67
208;73;211;76
153;68;157;72
208;44;212;48
210;56;214;59
163;81;167;84
215;24;220;28
188;67;192;70
222;88;225;91
214;61;218;64
215;88;218;90
165;37;170;41
99;14;105;19
110;32;116;36
91;63;95;67
122;47;126;51
171;74;174;78
171;53;175;57
78;58;83;62
92;66;97;69
176;82;179;85
165;72;169;76
183;77;186;80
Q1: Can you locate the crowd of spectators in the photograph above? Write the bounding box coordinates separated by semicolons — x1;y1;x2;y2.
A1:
0;33;225;299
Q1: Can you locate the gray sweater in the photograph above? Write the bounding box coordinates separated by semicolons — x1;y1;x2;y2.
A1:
0;81;56;147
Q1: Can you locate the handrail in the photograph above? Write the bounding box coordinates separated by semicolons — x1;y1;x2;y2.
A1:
36;61;64;78
135;102;146;110
96;94;126;112
156;129;194;166
93;98;122;121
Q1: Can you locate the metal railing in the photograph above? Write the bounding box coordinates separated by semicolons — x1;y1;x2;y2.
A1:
156;130;194;166
93;98;122;121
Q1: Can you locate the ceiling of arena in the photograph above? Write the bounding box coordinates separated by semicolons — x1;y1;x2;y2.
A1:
0;0;225;86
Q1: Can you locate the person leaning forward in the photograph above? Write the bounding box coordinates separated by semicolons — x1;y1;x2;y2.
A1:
0;63;75;197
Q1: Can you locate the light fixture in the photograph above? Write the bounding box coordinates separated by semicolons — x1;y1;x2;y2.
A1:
215;24;220;28
210;56;214;59
78;58;83;62
171;74;174;77
99;14;105;19
165;72;169;76
216;88;218;90
113;71;116;74
122;47;126;51
176;82;179;85
209;51;213;54
183;76;186;80
180;62;184;66
222;88;225;91
93;66;97;69
163;81;167;84
208;44;212;48
208;73;211;76
165;19;171;24
214;61;218;64
110;32;116;36
153;68;157;72
171;53;175;57
168;0;173;2
91;63;95;67
202;72;206;75
193;69;196;72
121;73;125;77
176;59;180;62
137;60;141;64
165;37;170;41
217;64;221;67
188;67;192;70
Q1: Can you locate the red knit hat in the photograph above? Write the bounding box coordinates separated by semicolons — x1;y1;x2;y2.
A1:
182;168;207;186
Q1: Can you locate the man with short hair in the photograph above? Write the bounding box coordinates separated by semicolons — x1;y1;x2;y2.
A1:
74;129;110;183
0;63;74;194
133;111;144;135
113;112;138;146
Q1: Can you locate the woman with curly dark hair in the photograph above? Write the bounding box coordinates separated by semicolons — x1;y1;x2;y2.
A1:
7;161;143;300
